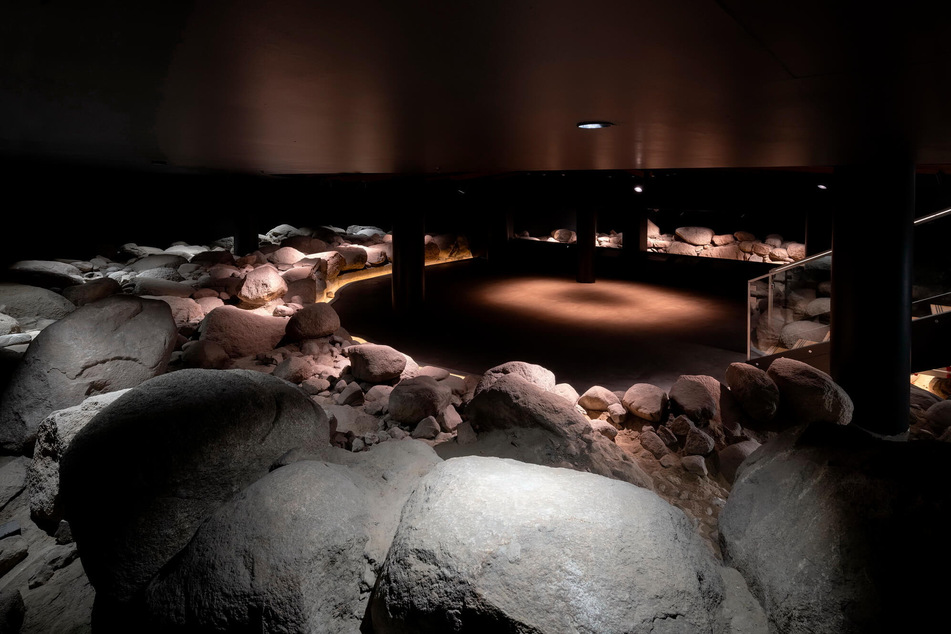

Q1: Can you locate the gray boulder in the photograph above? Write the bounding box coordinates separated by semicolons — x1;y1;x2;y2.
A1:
720;422;951;633
128;277;195;298
128;254;188;273
143;295;204;331
667;241;699;256
476;360;556;395
59;369;330;609
622;383;668;422
199;305;287;358
459;373;652;489
237;264;288;306
7;260;84;288
0;283;75;327
669;375;718;422
675;226;715;246
577;385;620;411
333;246;369;271
180;339;231;369
925;399;951;433
285;303;341;340
0;456;28;512
144;460;370;633
779;320;829;348
0;295;176;454
725;363;779;423
717;439;761;485
388;376;451;425
61;277;122;306
371;456;724;633
348;344;407;383
766;358;853;425
28;390;131;531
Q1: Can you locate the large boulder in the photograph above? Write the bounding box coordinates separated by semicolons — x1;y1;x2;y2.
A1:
388;376;451;425
61;277;122;307
7;260;85;288
476;360;556;394
724;363;779;423
128;254;188;273
285;303;341;341
0;283;75;327
28;390;131;531
348;344;407;383
59;369;331;612
577;385;620;411
720;422;951;633
142;295;204;331
669;375;718;422
675;226;715;246
237;264;288;306
458;373;652;489
333;246;369;271
143;460;371;633
199;305;288;358
766;357;853;426
371;457;724;633
622;383;668;422
0;295;177;454
779;320;829;348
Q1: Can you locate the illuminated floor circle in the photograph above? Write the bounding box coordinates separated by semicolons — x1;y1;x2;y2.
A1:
332;259;747;392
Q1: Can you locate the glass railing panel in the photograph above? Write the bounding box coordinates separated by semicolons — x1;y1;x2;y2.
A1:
912;208;951;319
748;252;832;358
747;207;951;359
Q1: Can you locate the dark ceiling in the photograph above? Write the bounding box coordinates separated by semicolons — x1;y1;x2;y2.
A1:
3;1;951;176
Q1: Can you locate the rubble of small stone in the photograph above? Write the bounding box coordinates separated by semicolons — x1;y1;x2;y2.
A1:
0;222;948;633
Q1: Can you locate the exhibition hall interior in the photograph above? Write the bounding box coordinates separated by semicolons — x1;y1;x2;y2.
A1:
2;2;951;632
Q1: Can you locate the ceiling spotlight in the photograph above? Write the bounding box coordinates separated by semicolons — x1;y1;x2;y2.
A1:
817;184;828;190
577;121;615;129
634;185;644;193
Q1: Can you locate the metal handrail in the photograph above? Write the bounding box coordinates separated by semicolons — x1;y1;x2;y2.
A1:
748;206;951;285
747;205;951;359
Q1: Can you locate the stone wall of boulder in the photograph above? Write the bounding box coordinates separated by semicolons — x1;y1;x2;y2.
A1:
649;222;806;264
515;228;623;248
514;223;807;263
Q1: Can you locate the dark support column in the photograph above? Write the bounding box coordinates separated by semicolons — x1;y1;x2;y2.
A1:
391;206;426;315
232;211;259;257
830;163;914;435
576;206;597;283
637;214;649;252
804;207;833;256
486;207;513;265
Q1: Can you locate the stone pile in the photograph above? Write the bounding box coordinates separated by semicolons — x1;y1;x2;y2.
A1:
1;219;947;633
648;221;807;264
515;228;624;248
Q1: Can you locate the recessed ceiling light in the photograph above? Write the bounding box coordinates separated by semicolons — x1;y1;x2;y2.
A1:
817;184;828;190
577;121;615;129
634;185;644;193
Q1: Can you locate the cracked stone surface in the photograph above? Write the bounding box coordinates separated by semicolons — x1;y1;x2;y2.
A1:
0;295;177;454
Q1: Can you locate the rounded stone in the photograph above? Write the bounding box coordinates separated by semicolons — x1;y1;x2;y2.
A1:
285;303;341;340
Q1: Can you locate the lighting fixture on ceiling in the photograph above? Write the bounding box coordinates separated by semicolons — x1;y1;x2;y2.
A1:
577;121;615;129
634;185;644;193
817;184;828;190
